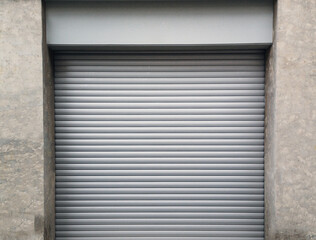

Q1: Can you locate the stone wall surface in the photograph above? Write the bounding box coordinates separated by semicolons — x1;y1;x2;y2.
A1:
0;0;44;239
265;0;316;239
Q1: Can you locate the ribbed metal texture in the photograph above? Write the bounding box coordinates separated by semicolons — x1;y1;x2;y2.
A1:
54;50;265;240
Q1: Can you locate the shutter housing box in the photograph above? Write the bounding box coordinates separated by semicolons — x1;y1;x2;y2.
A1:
46;1;273;47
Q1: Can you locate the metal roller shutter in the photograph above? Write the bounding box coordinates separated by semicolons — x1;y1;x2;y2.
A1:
54;50;265;240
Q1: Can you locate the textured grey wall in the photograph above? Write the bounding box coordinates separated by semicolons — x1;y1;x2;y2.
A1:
265;0;316;239
0;0;44;239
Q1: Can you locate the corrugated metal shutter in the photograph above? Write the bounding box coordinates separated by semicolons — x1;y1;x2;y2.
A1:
54;50;265;240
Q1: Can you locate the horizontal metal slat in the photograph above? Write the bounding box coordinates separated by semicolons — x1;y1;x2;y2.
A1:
55;90;265;96
55;133;264;139
55;65;264;72
55;83;265;90
56;206;264;213
55;194;264;201
56;176;264;182
55;108;265;115
55;127;265;133
55;115;264;122
55;230;264;237
54;60;265;66
55;200;264;207
55;224;264;231
56;212;264;219
55;157;264;164
55;102;264;109
55;145;264;151
56;163;264;170
55;218;264;225
55;77;265;84
55;72;265;78
55;96;265;103
56;151;264;158
56;182;264;189
56;237;264;240
56;169;264;176
55;121;264;128
56;237;263;240
54;53;265;60
55;139;263;146
55;188;263;195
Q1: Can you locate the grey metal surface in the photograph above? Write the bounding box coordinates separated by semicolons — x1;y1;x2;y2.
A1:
54;50;265;239
46;1;273;46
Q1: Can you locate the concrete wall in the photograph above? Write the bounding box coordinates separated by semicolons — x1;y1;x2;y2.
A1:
265;0;316;239
0;0;44;239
